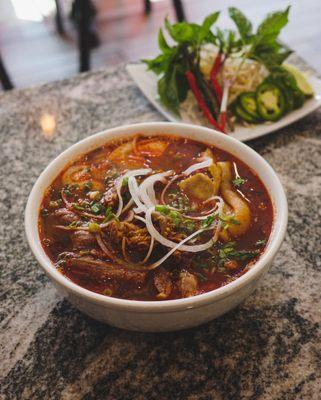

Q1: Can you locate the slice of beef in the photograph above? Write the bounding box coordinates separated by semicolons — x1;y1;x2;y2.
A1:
71;230;96;249
54;208;79;225
154;268;173;299
66;257;147;285
178;271;199;298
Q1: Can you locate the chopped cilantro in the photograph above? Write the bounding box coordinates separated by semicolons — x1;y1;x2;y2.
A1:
104;207;116;222
155;205;171;215
69;220;82;228
255;239;266;247
201;214;216;229
63;188;72;197
73;204;86;211
122;177;129;187
232;177;246;187
217;241;259;267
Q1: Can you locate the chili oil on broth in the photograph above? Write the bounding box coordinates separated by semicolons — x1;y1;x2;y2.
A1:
39;135;273;301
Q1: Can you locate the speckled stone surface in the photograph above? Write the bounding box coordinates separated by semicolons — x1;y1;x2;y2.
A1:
0;58;321;400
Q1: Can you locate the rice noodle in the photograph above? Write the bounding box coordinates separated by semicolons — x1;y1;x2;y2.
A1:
95;233;148;271
147;224;214;270
145;207;215;253
115;168;151;217
128;176;148;213
139;171;172;208
182;158;212;176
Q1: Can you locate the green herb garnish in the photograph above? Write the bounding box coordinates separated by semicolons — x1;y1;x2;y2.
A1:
201;214;216;229
155;205;171;215
232;177;246;187
91;202;104;215
122;177;129;187
73;204;86;211
104;207;116;222
255;239;266;247
217;241;259;267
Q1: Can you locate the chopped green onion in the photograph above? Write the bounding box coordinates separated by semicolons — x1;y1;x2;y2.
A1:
91;202;104;214
155;205;171;215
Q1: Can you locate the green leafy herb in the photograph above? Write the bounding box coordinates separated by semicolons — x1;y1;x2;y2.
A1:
255;239;266;247
217;241;259;267
228;7;252;44
69;220;82;228
91;203;104;215
122;177;129;187
201;214;216;229
63;188;72;197
232;177;246;187
104;207;116;222
248;7;292;69
155;205;171;215
72;204;86;211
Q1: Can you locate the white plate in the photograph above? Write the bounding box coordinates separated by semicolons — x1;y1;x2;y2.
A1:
127;63;321;142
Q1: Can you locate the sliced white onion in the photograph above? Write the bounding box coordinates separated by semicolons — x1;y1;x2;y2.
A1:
128;176;148;213
139;171;172;208
182;158;212;176
148;224;214;270
115;168;151;217
145;207;214;253
213;196;224;242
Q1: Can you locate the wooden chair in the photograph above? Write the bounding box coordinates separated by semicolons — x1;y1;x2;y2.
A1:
56;0;186;72
0;54;14;90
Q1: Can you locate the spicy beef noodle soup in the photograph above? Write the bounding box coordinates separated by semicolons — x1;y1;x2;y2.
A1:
39;135;273;301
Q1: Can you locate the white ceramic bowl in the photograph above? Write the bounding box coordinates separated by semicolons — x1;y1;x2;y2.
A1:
25;122;288;332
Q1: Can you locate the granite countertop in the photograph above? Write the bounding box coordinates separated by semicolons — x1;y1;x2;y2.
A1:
0;60;321;400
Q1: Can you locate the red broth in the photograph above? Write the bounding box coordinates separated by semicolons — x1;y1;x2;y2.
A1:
39;135;273;301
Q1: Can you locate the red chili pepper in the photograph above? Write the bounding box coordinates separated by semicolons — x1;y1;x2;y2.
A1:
185;71;222;132
210;53;223;103
219;112;227;133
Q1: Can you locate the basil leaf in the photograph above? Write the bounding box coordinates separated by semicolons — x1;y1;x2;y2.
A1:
198;11;220;43
165;18;200;43
158;28;171;53
254;7;290;46
228;7;252;44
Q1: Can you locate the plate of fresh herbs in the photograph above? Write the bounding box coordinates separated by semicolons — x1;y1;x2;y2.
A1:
127;6;321;141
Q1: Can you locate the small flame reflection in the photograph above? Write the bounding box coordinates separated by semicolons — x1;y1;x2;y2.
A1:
40;113;56;140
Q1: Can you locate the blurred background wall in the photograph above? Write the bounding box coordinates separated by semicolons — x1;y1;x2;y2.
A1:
0;0;320;90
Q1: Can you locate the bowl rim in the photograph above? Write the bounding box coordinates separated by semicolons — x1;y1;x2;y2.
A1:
25;122;288;312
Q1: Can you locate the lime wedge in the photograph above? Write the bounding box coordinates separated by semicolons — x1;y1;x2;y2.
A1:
283;63;314;96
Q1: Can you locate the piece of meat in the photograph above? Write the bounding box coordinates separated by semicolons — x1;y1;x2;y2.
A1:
154;268;173;299
155;215;186;242
178;271;199;298
102;188;118;208
54;208;79;225
106;220;150;250
71;230;96;249
66;257;147;285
